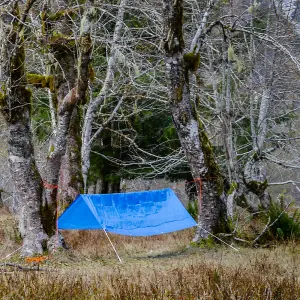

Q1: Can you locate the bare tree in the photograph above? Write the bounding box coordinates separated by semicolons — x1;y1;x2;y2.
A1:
162;0;230;240
81;0;127;192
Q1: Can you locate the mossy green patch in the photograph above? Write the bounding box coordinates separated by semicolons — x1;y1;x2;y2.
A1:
197;117;223;195
27;74;54;91
0;91;5;102
183;52;200;72
48;9;77;22
235;194;248;208
49;144;55;154
247;180;268;196
49;31;76;49
191;236;216;249
228;182;238;195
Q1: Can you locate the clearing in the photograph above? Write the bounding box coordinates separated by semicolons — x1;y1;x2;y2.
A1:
1;207;300;299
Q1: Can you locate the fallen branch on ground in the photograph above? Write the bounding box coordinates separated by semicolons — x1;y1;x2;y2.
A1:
0;262;54;272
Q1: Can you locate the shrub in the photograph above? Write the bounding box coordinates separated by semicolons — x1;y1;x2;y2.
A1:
265;197;300;241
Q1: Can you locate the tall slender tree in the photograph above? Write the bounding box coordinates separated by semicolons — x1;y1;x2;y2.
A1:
162;0;229;240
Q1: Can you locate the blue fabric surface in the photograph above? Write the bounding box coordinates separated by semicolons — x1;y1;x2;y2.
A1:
58;188;197;236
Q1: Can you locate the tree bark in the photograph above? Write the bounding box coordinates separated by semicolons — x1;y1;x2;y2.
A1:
0;1;47;256
162;0;229;240
59;107;83;207
41;0;95;234
0;0;95;255
242;5;275;210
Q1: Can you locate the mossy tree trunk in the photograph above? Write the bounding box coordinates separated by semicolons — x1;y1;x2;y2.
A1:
0;0;95;255
0;1;47;256
162;0;229;240
59;107;83;206
41;0;95;235
243;155;271;211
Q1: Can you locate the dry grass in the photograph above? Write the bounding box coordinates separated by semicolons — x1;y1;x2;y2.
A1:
61;229;194;260
1;245;300;299
0;207;21;260
1;209;300;299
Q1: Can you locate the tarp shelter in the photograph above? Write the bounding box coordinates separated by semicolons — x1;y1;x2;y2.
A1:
58;188;197;236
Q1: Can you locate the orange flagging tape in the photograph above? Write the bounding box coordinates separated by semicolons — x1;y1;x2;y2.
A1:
42;181;58;190
186;177;220;213
25;255;48;264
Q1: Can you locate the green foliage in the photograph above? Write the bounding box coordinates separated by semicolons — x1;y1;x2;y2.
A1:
187;200;198;221
88;100;189;186
27;74;55;91
31;93;52;142
264;197;300;241
247;179;268;196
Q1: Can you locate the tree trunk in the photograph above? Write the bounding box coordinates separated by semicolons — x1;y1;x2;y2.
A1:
42;47;77;235
243;155;270;210
0;1;47;256
59;107;83;207
41;0;95;234
162;0;229;240
0;0;95;255
241;3;275;211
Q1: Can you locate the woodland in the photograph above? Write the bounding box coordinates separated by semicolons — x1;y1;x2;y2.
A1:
1;0;300;291
2;0;300;298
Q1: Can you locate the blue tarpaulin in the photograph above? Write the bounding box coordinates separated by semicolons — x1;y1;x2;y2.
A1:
58;188;197;236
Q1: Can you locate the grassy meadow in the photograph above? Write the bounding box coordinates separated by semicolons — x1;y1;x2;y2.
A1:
1;206;300;299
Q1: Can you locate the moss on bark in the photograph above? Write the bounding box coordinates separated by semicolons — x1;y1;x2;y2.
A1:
48;8;78;22
183;52;200;72
197;118;223;195
27;73;55;91
246;180;268;196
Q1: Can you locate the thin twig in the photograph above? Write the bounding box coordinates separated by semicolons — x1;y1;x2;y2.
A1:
252;202;292;244
253;216;271;244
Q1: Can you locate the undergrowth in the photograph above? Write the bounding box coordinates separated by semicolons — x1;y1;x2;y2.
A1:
2;199;300;299
264;198;300;241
